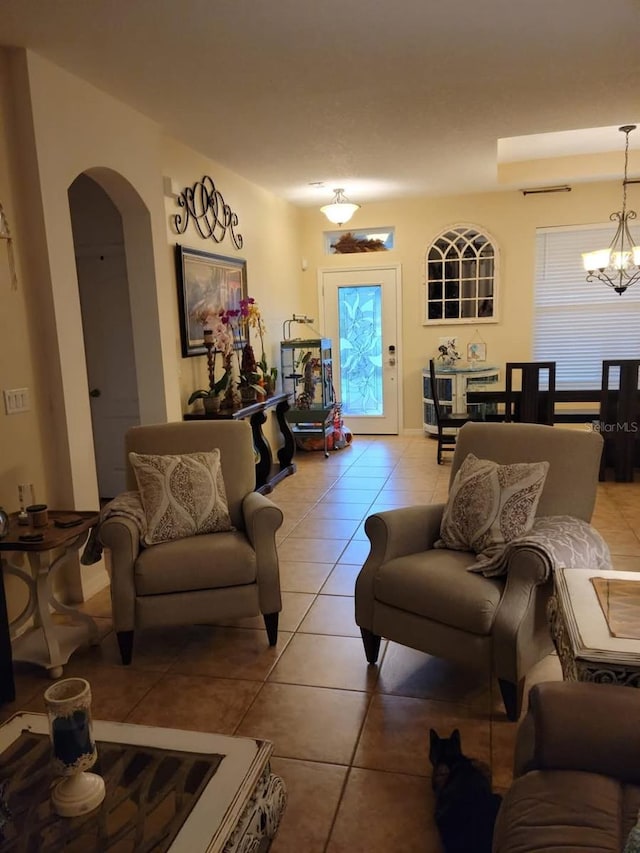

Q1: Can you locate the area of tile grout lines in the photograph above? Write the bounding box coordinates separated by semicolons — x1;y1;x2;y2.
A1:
5;434;640;853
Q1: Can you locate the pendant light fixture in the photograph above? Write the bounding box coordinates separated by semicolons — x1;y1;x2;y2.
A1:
582;125;640;295
320;188;360;226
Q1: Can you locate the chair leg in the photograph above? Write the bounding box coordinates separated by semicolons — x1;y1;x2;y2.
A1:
360;628;382;664
264;612;279;646
498;678;522;722
437;436;443;465
117;630;134;665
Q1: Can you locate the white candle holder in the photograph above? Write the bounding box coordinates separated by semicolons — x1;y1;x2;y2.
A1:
43;677;106;817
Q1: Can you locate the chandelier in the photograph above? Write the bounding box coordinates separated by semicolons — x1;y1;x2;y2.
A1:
582;125;640;295
320;188;360;226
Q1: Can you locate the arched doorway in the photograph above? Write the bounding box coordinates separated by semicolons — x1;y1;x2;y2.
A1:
68;174;140;500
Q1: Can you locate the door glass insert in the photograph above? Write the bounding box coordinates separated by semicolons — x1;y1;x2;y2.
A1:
337;285;383;416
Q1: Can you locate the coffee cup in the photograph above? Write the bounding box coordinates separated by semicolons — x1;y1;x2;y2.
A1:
27;504;49;528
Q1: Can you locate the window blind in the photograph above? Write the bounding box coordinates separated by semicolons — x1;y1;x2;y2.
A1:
534;226;640;389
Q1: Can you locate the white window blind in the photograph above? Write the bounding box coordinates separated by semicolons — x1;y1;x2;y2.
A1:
534;226;640;389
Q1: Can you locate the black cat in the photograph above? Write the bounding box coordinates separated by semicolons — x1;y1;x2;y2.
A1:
429;728;502;853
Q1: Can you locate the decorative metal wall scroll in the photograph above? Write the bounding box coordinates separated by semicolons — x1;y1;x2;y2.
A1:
172;176;243;250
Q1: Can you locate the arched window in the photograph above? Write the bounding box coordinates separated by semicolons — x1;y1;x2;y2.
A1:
425;225;498;323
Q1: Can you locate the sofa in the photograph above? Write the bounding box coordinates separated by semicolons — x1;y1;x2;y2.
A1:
494;680;640;853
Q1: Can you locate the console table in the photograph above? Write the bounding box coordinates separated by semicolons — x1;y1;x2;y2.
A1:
0;511;100;704
184;391;296;494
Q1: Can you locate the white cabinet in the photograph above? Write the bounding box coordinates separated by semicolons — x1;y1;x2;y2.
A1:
422;365;500;435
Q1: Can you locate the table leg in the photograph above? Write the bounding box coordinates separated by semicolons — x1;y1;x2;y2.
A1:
0;565;15;704
250;409;273;491
275;397;296;471
28;552;64;678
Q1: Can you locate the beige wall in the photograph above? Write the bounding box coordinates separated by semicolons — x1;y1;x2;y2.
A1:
161;137;304;422
0;40;635;621
301;180;637;431
0;48;304;619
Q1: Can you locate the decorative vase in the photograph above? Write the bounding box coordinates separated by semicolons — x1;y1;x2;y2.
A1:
203;395;221;414
43;677;106;817
240;387;257;404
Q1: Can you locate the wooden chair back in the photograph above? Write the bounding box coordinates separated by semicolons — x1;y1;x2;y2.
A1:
505;362;556;425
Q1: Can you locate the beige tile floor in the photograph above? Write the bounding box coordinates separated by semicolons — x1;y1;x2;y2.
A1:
4;434;640;851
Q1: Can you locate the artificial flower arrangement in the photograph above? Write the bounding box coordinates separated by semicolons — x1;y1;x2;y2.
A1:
188;297;277;410
187;311;234;410
437;338;461;367
223;298;277;397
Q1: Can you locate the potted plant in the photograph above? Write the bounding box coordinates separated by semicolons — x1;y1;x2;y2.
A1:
188;371;230;413
222;299;268;405
188;314;233;414
238;341;264;403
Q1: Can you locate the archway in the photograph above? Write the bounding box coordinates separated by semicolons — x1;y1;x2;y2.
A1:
68;173;140;500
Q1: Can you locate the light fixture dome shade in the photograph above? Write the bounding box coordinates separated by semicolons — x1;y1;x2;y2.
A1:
320;188;360;225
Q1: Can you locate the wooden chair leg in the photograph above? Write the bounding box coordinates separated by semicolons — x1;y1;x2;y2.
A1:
498;678;523;722
117;630;134;665
360;628;382;664
264;612;279;646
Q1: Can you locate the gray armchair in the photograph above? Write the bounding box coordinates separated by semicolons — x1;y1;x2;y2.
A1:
100;420;283;664
355;422;604;720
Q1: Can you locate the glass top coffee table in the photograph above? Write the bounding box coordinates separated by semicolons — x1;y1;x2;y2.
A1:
548;567;640;686
0;713;286;852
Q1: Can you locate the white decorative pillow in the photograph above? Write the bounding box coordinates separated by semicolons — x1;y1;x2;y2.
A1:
129;449;233;545
435;453;549;558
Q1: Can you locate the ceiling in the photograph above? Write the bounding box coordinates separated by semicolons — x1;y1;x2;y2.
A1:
1;0;639;207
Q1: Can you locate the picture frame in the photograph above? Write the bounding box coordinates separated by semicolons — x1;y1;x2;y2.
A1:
175;245;247;357
467;341;487;363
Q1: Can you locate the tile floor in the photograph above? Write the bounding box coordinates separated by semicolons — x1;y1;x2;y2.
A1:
4;434;640;851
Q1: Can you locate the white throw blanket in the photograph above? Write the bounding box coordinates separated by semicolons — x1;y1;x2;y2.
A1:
81;491;147;565
467;515;612;579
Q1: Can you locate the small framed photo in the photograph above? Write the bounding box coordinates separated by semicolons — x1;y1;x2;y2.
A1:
467;342;487;363
175;245;247;357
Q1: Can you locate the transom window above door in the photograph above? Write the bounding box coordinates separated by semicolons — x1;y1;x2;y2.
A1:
424;225;498;323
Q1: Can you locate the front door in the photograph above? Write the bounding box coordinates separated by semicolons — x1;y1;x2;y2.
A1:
321;266;401;434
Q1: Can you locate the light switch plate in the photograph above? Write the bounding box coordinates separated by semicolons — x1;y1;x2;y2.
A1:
3;387;30;414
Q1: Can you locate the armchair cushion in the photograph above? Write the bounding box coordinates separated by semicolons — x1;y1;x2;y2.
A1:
436;453;549;560
374;551;503;635
134;531;257;595
129;449;233;545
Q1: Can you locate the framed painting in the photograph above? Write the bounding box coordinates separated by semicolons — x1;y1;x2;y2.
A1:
467;341;487;363
175;245;247;357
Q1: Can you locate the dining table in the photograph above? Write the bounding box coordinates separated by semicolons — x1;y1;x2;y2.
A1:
465;387;640;482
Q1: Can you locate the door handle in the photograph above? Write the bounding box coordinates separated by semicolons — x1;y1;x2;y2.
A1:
89;388;101;398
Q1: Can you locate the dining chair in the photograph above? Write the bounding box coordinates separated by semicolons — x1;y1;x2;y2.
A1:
599;359;640;482
505;362;556;425
429;359;470;464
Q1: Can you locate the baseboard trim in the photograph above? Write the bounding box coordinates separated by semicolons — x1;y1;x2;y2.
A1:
81;565;110;601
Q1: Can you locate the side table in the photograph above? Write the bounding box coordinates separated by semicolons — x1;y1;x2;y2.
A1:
548;567;640;686
0;510;100;699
